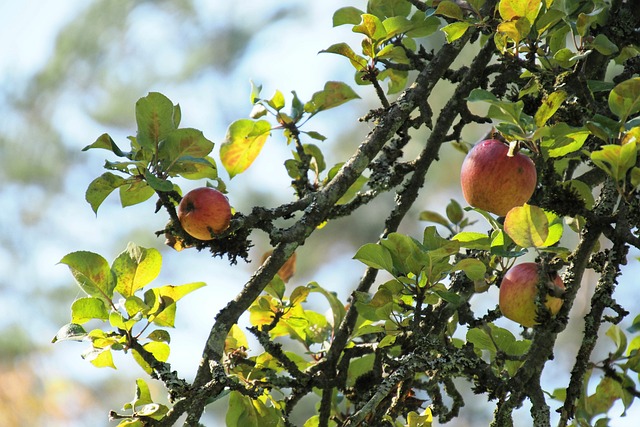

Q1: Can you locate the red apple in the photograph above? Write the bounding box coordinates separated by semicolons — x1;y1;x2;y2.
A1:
499;262;564;327
177;187;231;240
460;139;537;216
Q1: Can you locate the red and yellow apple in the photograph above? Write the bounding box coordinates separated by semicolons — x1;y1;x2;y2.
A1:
177;187;231;240
460;139;537;216
499;262;564;327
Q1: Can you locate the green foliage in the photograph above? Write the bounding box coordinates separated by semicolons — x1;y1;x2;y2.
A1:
221;81;359;185
84;92;219;214
54;242;203;378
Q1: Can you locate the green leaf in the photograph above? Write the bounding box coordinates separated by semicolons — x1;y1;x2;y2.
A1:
145;282;206;327
446;199;464;224
143;169;173;192
321;43;368;70
467;327;496;354
225;324;248;354
249;80;262;104
606;324;628;359
609;77;640;123
145;341;170;362
170;156;218;180
587;114;622;142
59;251;116;301
503;204;549;248
133;342;170;374
537;123;589;158
591;34;619;56
467;89;531;129
147;330;171;343
333;6;364;26
563;179;595;210
586;376;625;417
85;172;126;214
381;233;425;276
534;8;564;37
83;133;129;157
290;286;310;306
135;403;169;421
113;243;162;298
308;282;347;330
268;90;285;111
226;391;258;427
354;288;395;322
119;179;155;207
52;323;87;343
304;81;360;115
407;12;441;38
83;347;116;369
353;243;394;272
436;1;464;20
71;297;109;324
422;226;455;251
452;231;491;250
591;143;638;182
135;92;177;152
220;119;271;178
367;0;412;19
407;408;433;427
128;378;153;409
543;210;564;247
158;128;214;170
305;131;327;142
419;210;450;228
382;16;415;40
441;22;471;43
125;296;150;317
535;90;568;127
353;13;387;41
453;258;486;281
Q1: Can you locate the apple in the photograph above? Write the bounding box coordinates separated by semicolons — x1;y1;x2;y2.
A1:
177;187;231;240
499;262;564;327
460;139;537;216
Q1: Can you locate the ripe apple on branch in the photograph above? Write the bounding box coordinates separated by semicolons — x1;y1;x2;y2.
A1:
499;262;565;328
460;139;537;216
177;187;232;241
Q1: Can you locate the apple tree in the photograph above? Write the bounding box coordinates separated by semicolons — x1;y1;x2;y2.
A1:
53;0;640;426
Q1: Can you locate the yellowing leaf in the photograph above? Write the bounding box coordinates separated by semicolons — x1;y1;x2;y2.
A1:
535;90;568;127
591;143;638;182
59;251;116;302
499;0;541;23
113;243;162;298
304;81;360;115
220;119;271;178
504;204;549;248
609;77;640;123
352;13;387;41
321;43;368;70
442;22;471;43
225;324;249;354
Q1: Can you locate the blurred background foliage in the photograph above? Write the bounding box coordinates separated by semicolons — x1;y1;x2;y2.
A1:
2;1;639;426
